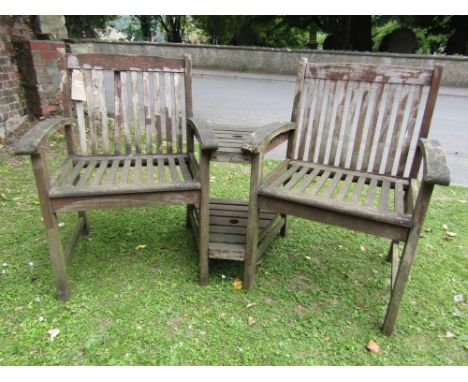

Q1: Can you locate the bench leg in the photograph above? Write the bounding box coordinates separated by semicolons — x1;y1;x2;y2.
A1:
386;240;398;262
199;153;210;285
32;152;70;300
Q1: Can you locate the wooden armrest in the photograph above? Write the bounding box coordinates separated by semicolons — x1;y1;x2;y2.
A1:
14;117;72;155
418;138;450;186
241;121;296;154
187;118;218;151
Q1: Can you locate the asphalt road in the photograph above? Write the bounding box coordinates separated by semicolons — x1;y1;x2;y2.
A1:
192;70;468;186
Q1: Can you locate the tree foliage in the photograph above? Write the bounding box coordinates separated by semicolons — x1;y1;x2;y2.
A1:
65;16;117;38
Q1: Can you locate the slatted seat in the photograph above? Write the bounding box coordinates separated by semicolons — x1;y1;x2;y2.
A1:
241;60;450;335
259;160;411;228
15;52;217;299
50;154;200;198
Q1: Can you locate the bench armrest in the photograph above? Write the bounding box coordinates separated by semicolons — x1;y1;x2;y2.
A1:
14;117;72;155
187;117;218;151
241;121;296;155
418;138;450;186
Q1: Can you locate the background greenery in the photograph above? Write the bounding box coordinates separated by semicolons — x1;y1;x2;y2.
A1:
64;15;468;55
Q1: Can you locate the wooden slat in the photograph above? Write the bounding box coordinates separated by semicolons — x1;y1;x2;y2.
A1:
178;157;192;181
318;80;337;164
164;73;173;154
113;71;122;155
184;55;193;119
395;183;404;214
385;84;411;175
361;82;385;171
373;84;398;173
339;81;361;167
105;159;120;185
157;157;166;183
350;82;371;169
351;176;367;204
365;178;378;207
268;165;300;189
328;80;349;166
146;156;154;183
120;71;132;154
307;170;331;196
143;72;152;153
92;159;108;186
174;73;183;152
379;180;391;212
322;170;343;198
295;167;321;194
336;174;354;202
131;71;142;154
168;157;179;183
77;160;97;186
83;70;98;154
96;70;109;154
297;78;315;159
153;72;163;153
64;160;85;186
134;157;142;183
307;79;326;161
397;85;424;176
282;166;309;191
306;63;433;85
67;53;185;72
120;159;132;184
75;101;87;155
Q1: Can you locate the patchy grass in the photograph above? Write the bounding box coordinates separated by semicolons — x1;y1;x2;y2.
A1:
0;142;467;365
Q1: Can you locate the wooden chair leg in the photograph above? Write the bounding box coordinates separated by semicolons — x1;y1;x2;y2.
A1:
199;153;210;285
382;183;433;335
386;241;398;262
78;211;90;235
244;205;259;290
244;153;263;290
186;204;194;228
280;214;288;237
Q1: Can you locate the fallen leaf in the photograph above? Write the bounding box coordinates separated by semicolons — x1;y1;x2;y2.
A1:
246;303;256;309
305;256;311;261
200;330;206;336
454;294;464;303
442;224;449;230
47;328;60;341
221;274;226;279
135;244;146;250
360;245;367;252
233;277;243;290
248;316;256;326
366;339;380;353
38;316;44;322
446;232;457;237
58;222;65;228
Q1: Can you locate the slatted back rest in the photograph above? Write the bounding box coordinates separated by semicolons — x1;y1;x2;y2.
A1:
291;60;442;179
59;53;193;156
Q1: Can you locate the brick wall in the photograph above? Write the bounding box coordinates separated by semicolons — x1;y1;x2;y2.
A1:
16;40;65;116
0;16;35;137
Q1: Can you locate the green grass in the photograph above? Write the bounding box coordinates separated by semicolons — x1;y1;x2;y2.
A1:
0;146;467;365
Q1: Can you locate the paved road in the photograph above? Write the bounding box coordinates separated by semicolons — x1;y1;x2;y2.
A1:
192;70;468;186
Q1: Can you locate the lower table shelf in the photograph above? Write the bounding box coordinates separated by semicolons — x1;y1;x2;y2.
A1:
189;198;285;262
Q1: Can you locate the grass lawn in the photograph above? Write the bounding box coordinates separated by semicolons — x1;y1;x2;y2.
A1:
0;137;467;365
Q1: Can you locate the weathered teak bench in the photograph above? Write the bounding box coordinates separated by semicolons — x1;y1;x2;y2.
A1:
242;59;450;335
15;52;217;299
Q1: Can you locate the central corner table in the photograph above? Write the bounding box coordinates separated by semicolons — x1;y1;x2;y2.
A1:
188;123;287;283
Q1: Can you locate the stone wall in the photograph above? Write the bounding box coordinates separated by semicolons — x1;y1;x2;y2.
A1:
0;16;35;138
69;40;468;87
